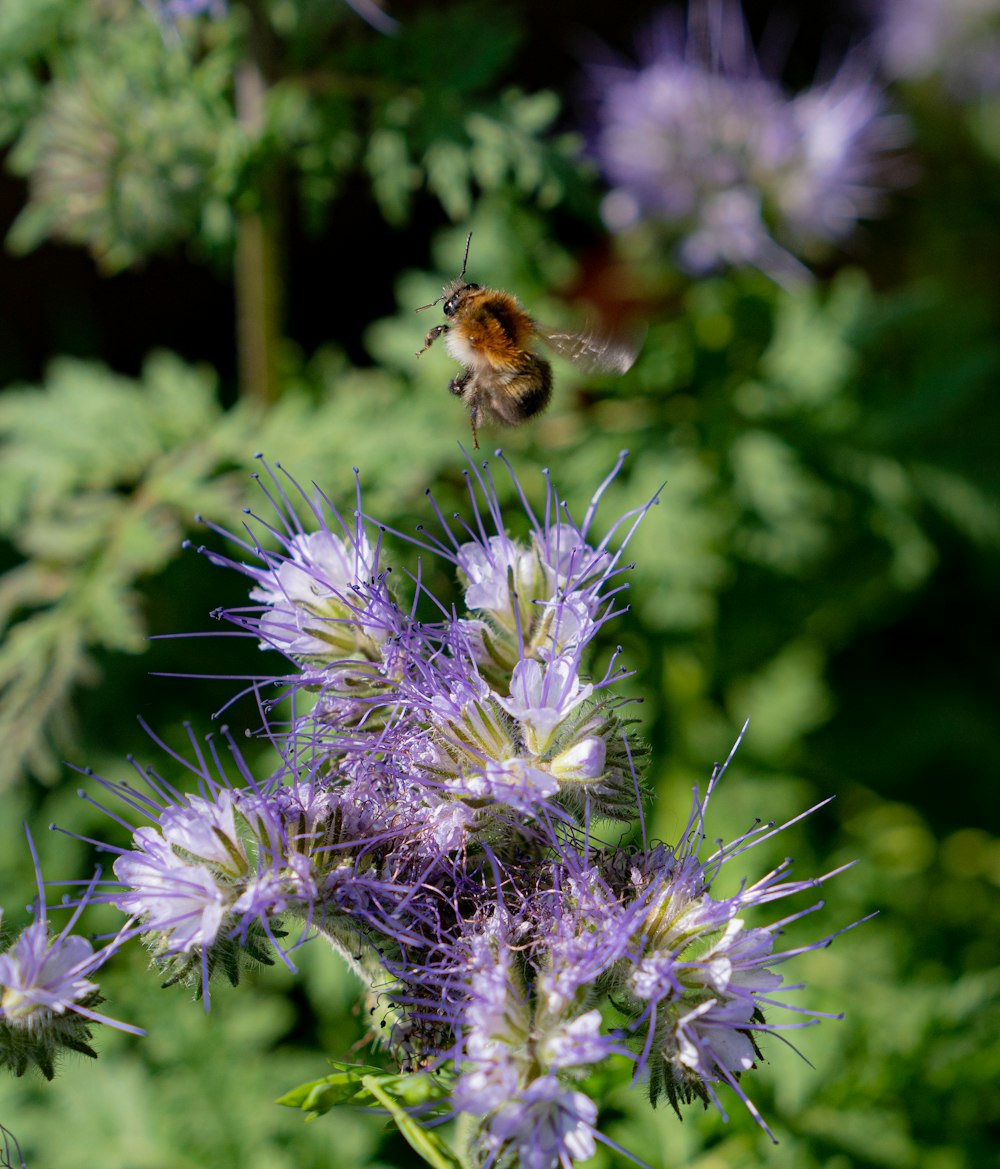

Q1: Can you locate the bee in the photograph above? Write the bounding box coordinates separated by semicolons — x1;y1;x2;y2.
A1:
416;233;640;448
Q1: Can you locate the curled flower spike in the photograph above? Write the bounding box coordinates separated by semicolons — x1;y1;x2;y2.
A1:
73;721;425;1004
194;462;407;698
597;732;868;1137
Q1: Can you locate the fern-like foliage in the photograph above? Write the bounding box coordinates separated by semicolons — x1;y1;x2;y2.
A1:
2;0;588;270
0;353;237;784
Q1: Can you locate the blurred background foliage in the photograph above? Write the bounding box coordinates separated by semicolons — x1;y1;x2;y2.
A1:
0;0;998;1166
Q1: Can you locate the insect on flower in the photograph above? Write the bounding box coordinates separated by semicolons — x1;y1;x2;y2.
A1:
416;233;640;447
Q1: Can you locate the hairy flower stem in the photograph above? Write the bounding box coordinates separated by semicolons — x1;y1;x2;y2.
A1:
453;1111;479;1169
319;926;403;1040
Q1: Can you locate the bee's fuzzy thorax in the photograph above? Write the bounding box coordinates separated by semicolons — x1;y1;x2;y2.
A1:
445;287;536;371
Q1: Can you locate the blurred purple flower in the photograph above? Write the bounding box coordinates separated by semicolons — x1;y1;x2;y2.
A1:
873;0;1000;99
141;0;227;20
588;0;908;283
142;0;398;35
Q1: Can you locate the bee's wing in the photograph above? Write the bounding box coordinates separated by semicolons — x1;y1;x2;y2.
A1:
533;322;642;375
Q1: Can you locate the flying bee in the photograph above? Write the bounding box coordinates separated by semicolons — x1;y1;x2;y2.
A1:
416;233;640;448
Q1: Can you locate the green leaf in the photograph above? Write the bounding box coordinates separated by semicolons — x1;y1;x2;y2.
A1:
278;1061;460;1169
359;1075;462;1169
276;1062;390;1116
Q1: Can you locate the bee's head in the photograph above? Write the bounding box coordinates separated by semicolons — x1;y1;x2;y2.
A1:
443;281;480;316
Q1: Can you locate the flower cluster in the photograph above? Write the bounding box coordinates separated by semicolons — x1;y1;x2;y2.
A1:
588;0;907;283
20;453;857;1168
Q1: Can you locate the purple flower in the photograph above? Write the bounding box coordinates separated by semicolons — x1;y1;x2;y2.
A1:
532;865;640;1014
248;528;388;661
475;757;561;812
498;657;594;755
0;924;101;1023
199;471;404;702
113;826;232;954
446;910;616;1166
874;0;1000;99
457;534;539;615
406;454;650;644
486;1077;599;1169
450;924;529;1113
1;833;140;1079
103;757;308;969
143;0;399;35
588;0;907;282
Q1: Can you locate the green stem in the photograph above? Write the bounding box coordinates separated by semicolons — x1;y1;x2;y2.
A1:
235;193;281;405
234;7;282;404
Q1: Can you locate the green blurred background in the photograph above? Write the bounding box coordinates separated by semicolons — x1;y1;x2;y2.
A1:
1;1;998;1166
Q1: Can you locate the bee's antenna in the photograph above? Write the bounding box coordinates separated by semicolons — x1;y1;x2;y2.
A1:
415;231;475;312
458;231;473;281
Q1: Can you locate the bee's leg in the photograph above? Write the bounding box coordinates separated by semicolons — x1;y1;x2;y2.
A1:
468;405;480;450
449;370;471;397
416;324;448;357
